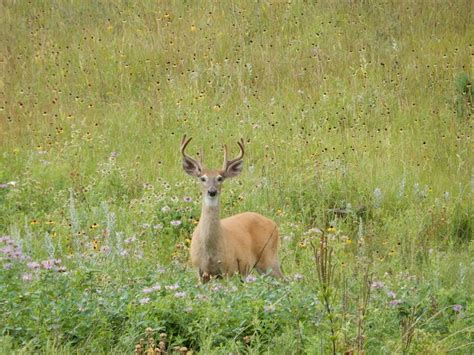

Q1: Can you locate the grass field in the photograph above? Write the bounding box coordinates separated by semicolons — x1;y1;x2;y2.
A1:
1;1;473;353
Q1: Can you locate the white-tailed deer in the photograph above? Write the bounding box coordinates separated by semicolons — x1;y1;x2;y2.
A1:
180;135;283;283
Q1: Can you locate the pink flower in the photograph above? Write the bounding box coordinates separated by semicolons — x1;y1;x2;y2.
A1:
165;283;179;290
453;304;463;312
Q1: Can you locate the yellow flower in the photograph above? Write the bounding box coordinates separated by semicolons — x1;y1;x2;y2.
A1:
90;223;99;229
30;219;39;225
345;239;352;245
190;25;196;32
93;239;99;251
326;226;336;233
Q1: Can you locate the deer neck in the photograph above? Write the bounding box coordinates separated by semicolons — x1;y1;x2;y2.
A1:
198;196;222;250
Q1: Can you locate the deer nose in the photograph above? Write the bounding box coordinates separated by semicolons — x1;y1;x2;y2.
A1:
208;188;217;197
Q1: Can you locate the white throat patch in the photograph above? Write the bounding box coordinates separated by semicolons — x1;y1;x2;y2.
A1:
204;195;219;207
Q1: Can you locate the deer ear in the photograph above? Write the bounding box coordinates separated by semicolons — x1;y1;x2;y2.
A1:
182;157;202;177
223;160;243;178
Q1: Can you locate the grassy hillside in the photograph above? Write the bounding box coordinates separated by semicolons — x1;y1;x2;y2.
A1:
1;1;473;353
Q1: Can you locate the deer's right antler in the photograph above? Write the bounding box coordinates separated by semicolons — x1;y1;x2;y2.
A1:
181;135;203;176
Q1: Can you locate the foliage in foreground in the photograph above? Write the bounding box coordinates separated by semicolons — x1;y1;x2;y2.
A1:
1;0;473;353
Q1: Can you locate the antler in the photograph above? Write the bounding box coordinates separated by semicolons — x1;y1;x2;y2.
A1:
222;138;245;171
181;135;203;171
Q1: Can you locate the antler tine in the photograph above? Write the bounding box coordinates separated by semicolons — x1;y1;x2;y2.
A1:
180;134;203;167
223;139;245;170
180;134;192;156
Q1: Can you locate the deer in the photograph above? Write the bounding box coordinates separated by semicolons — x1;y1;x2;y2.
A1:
180;135;283;283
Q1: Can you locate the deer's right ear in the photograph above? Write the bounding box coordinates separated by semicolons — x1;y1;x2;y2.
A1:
182;157;202;177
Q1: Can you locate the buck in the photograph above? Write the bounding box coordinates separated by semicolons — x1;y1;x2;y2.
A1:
180;135;283;283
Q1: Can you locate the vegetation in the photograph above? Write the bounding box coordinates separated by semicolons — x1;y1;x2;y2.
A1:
1;1;472;353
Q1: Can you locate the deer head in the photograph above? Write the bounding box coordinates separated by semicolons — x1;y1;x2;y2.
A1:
180;135;244;205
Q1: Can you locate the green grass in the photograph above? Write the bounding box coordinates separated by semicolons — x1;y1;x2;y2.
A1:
1;1;473;353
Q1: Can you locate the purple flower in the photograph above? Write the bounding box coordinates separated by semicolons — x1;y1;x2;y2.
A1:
41;260;54;270
183;196;193;202
170;220;182;227
165;283;179;290
453;304;463;313
3;263;13;270
100;246;111;254
27;261;40;270
387;291;396;299
124;236;137;244
390;299;402;306
139;297;150;305
245;275;257;283
0;184;9;189
143;288;154;294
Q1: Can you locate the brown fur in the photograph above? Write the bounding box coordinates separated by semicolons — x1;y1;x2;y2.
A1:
180;136;282;283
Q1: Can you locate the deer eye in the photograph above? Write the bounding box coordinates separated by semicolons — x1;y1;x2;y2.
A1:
216;176;223;182
200;176;207;182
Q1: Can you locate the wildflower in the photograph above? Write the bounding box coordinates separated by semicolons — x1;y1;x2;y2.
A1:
390;299;402;306
245;275;257;283
57;266;67;272
21;273;33;281
161;206;171;213
293;274;304;281
308;228;323;234
373;187;383;208
165;283;179;290
183;196;193;202
264;304;276;313
143;288;154;294
3;263;13;270
41;260;54;270
185;306;193;313
0;184;9;189
174;291;186;298
27;261;41;270
124;236;137;244
387;291;396;299
100;246;111;254
326;226;336;233
153;224;163;230
119;249;129;256
139;297;150;305
170;220;182;227
371;281;385;289
452;304;463;312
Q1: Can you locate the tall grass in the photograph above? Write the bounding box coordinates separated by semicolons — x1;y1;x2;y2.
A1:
1;1;473;353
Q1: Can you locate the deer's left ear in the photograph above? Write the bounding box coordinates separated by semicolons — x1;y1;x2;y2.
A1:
222;160;243;178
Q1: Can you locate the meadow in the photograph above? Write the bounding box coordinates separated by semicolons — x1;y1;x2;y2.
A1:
0;1;473;353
